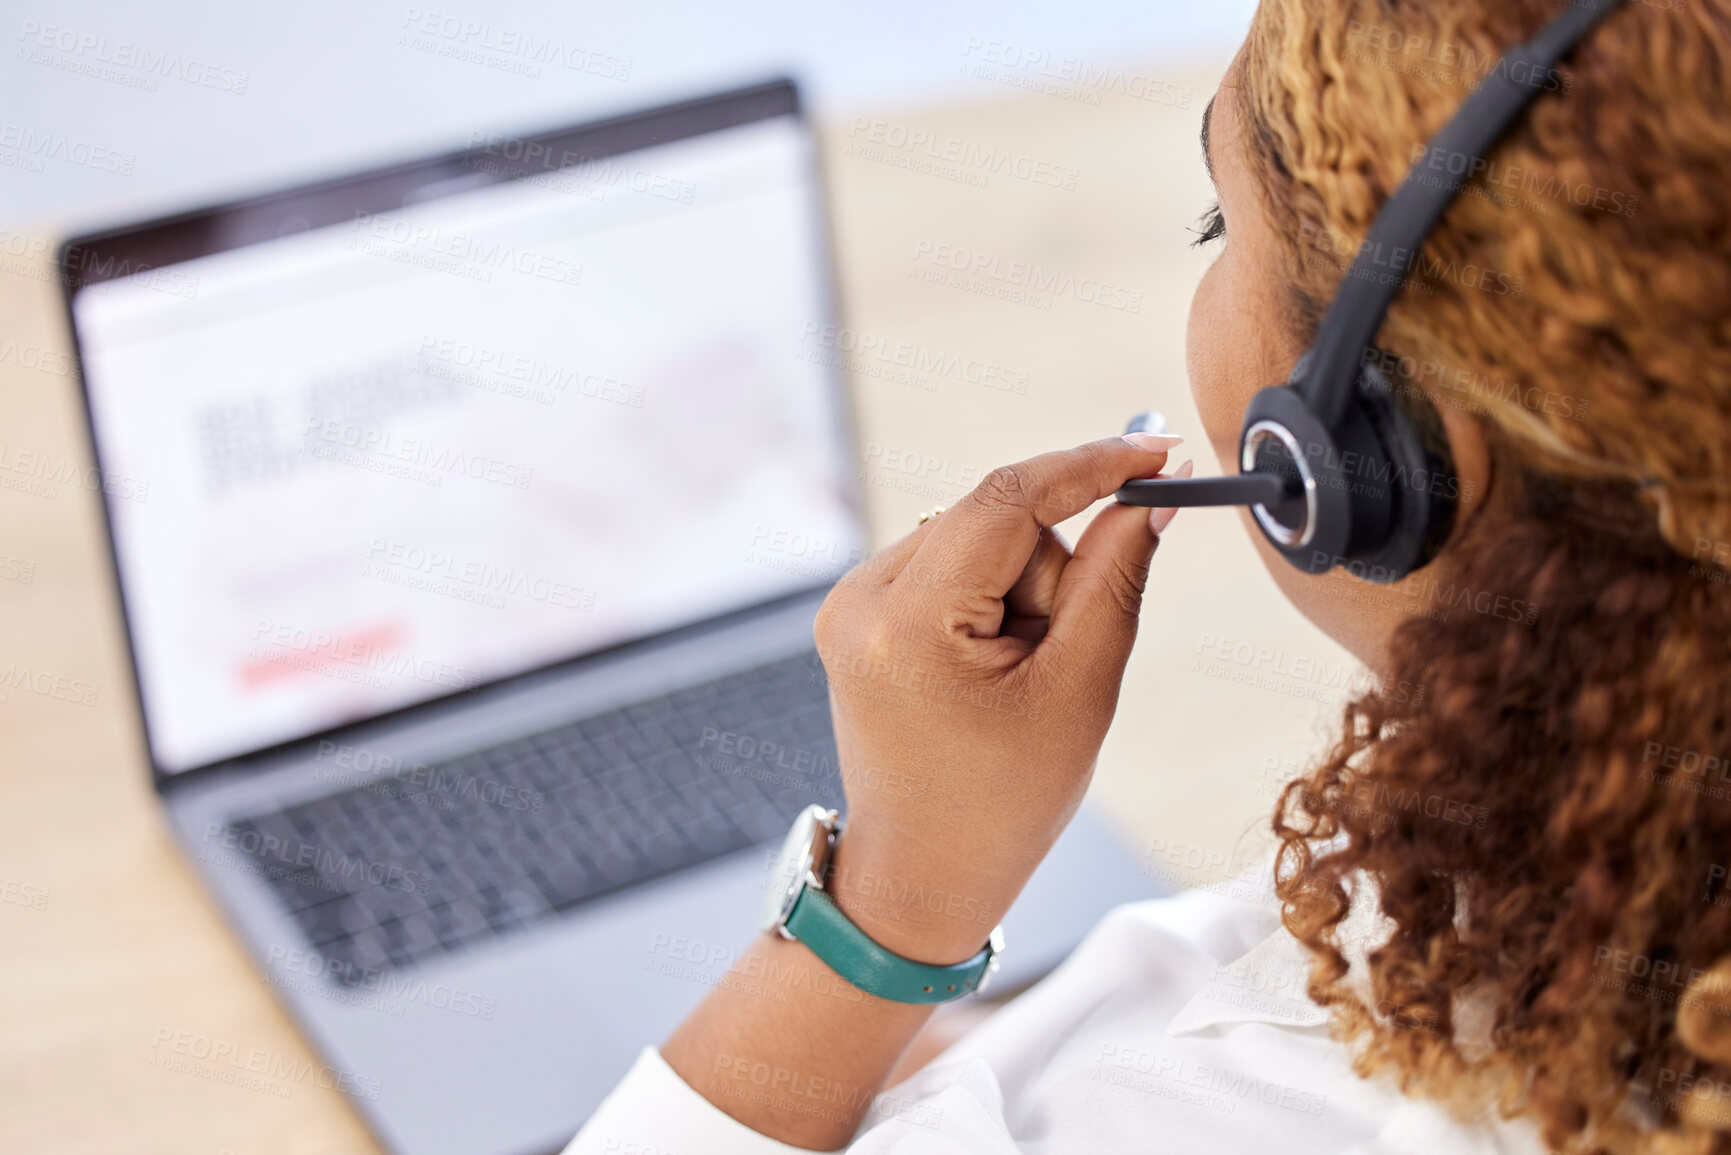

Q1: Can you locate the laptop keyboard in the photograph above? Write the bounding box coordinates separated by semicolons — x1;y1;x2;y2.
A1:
225;652;843;982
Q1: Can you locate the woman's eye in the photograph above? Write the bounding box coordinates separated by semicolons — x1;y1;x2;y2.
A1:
1192;201;1226;248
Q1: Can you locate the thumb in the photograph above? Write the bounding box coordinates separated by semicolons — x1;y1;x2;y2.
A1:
1040;500;1159;687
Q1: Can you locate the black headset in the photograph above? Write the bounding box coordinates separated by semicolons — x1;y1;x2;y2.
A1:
1116;0;1626;583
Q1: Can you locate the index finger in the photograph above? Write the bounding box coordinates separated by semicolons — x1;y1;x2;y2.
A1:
906;435;1178;602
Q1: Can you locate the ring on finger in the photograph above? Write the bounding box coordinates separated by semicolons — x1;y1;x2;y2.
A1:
915;505;947;527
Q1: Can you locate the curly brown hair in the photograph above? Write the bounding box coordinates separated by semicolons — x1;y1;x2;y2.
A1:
1239;0;1731;1151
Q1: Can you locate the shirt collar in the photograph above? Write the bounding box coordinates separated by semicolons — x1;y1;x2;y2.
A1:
1167;862;1392;1036
1167;926;1330;1035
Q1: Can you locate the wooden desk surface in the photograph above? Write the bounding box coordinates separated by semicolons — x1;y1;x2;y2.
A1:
0;65;1353;1154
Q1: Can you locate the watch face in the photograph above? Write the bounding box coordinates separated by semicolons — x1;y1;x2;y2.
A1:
759;805;829;932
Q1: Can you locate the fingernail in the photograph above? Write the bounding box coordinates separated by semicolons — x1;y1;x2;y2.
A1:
1150;459;1195;535
1121;432;1184;452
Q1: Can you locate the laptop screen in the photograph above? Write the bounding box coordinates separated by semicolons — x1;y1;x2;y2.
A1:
70;100;863;775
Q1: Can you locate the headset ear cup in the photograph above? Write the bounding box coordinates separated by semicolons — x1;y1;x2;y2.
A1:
1348;358;1458;581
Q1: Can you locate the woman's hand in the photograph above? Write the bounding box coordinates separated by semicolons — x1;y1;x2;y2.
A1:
814;433;1183;961
658;434;1180;1149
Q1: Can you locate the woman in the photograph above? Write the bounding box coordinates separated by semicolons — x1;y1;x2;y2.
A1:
571;0;1731;1150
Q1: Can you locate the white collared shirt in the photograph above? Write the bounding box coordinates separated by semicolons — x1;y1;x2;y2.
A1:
566;879;1545;1154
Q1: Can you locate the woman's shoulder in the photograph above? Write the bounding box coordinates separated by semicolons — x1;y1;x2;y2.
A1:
908;878;1546;1155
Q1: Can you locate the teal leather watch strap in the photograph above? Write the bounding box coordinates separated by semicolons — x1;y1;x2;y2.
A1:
782;886;1002;1004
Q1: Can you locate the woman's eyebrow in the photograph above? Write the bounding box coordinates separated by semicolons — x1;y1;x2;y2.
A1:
1201;93;1217;183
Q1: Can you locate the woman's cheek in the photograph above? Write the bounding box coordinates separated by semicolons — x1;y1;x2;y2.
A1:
1185;257;1246;465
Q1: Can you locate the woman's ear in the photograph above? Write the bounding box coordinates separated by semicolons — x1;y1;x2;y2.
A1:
1430;390;1492;541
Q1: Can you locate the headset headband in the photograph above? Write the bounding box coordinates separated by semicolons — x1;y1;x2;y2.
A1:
1303;0;1626;430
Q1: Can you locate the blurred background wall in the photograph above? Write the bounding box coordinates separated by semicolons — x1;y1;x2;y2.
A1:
3;0;1256;226
0;3;1365;1152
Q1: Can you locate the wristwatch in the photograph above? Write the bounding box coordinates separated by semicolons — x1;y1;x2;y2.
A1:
759;804;1005;1004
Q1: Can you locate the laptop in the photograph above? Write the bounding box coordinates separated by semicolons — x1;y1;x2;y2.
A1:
58;79;1161;1155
